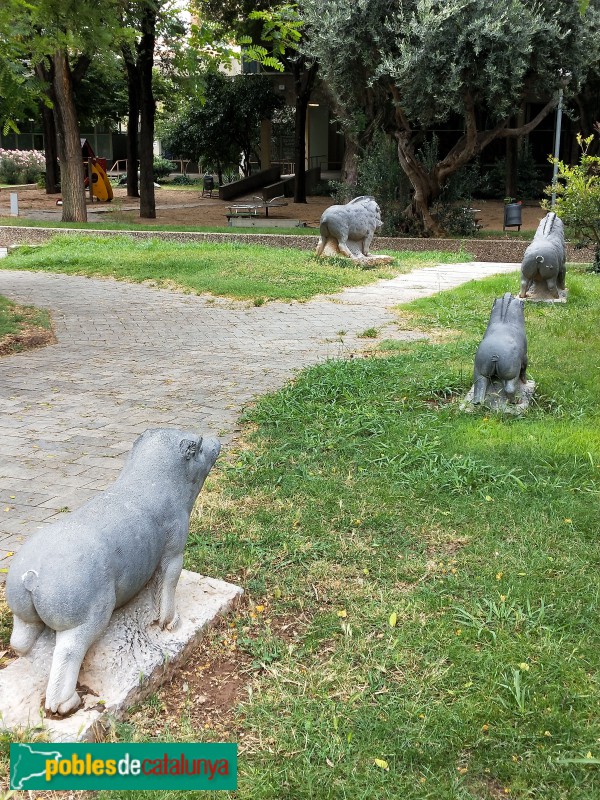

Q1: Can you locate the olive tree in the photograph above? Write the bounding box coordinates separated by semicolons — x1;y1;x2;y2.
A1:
302;0;600;235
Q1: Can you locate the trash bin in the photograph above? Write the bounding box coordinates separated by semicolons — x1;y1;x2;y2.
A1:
503;202;522;231
202;174;215;197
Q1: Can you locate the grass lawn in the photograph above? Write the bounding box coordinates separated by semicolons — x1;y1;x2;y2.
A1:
0;216;322;235
2;235;472;302
83;266;599;799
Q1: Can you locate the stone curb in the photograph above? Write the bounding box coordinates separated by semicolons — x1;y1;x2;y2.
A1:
0;225;594;263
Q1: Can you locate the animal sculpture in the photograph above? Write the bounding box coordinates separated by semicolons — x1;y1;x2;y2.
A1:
316;196;382;259
473;293;528;405
519;212;566;299
6;428;220;715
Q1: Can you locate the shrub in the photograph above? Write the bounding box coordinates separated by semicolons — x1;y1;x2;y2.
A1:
543;133;600;272
170;173;198;185
483;143;543;200
0;149;45;185
422;135;482;236
152;156;176;181
332;129;412;236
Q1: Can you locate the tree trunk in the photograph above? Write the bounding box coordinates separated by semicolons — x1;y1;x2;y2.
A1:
292;59;318;204
40;101;60;194
138;3;156;219
395;132;445;237
341;135;359;186
52;50;87;222
122;44;140;198
392;87;557;235
34;62;60;194
505;130;518;199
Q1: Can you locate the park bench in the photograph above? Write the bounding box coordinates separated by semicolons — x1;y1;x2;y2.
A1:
226;195;288;222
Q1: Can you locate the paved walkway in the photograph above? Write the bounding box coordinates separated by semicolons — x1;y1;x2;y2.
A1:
0;260;518;568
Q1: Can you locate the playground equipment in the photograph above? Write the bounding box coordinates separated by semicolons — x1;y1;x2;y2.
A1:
82;139;113;203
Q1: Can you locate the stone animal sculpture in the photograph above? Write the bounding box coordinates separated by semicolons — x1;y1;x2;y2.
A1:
316;196;382;259
473;293;528;404
6;428;220;715
519;212;566;299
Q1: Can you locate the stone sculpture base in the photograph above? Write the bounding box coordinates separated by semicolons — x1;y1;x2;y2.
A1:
521;281;567;303
317;237;394;267
461;379;536;414
0;571;243;742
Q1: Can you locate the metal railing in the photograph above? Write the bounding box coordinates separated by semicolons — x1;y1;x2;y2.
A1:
108;158;195;176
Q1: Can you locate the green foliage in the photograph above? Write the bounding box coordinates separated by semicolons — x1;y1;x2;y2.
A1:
169;173;198;185
160;71;283;177
332;129;412;235
242;4;303;70
152;156;176;180
484;144;544;200
302;0;600;233
424;135;483;236
0;149;45;184
543;134;600;267
73;52;129;129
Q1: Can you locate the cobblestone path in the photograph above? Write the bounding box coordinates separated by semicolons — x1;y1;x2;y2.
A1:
0;260;518;565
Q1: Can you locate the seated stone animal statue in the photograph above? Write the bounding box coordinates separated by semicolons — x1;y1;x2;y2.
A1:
316;196;382;259
519;212;566;299
6;428;220;716
473;293;528;404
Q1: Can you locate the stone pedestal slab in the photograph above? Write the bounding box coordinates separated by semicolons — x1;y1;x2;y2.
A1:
461;379;536;414
317;237;394;267
0;571;243;741
521;281;567;303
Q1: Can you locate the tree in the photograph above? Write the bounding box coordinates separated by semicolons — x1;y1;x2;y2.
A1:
0;0;120;221
191;1;317;203
161;71;282;183
302;0;600;235
117;1;189;213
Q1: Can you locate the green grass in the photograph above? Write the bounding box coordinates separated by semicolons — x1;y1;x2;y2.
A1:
0;216;321;235
93;267;600;799
473;229;534;240
0;293;52;339
2;235;472;302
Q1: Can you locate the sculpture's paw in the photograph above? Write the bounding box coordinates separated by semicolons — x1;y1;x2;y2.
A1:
161;612;180;632
46;691;81;716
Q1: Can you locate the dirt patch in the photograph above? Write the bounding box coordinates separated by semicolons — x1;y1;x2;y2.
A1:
0;186;332;229
0;186;543;232
0;323;56;356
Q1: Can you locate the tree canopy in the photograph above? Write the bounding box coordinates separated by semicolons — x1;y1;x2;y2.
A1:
160;70;283;182
302;0;600;234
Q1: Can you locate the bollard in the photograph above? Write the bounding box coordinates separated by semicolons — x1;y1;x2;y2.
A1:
10;192;18;217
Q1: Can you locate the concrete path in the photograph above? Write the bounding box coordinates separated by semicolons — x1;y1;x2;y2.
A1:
0;260;518;568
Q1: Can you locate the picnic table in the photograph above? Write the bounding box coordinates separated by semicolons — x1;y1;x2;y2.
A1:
226;195;288;220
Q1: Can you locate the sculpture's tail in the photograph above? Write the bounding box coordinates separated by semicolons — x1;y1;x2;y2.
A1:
22;569;39;592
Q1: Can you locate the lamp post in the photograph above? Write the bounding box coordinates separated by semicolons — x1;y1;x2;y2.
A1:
551;71;572;208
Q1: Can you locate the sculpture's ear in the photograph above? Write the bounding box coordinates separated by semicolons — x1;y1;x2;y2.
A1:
179;437;203;460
